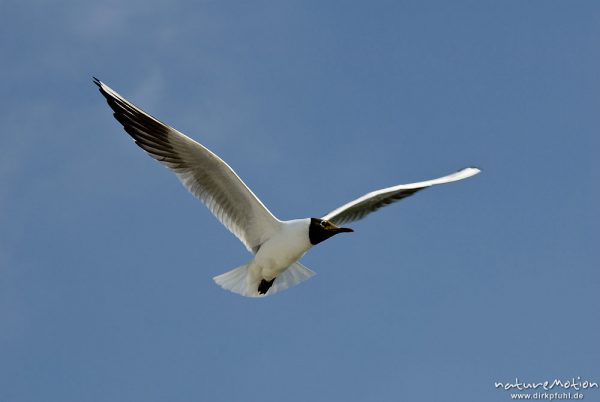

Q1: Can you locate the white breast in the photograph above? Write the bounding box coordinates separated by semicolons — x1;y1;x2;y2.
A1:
253;218;313;279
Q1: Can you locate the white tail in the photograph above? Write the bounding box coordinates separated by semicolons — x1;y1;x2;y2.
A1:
213;261;316;297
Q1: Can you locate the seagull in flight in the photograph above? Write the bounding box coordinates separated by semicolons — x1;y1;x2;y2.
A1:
93;78;480;297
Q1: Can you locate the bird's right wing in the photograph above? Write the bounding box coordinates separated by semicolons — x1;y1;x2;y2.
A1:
322;167;481;225
94;78;281;253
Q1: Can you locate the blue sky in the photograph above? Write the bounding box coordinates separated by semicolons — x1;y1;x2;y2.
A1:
1;1;599;401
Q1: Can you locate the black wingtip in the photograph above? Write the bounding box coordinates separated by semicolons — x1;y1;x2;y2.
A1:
92;76;101;87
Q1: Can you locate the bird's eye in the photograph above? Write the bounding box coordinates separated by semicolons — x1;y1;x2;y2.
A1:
320;221;327;227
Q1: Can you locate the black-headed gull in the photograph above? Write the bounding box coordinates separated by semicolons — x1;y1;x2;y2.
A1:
94;78;480;297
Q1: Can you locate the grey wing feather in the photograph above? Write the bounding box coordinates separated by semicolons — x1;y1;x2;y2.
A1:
322;167;481;225
94;78;280;252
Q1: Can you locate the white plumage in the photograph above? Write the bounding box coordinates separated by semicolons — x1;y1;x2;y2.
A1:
94;78;481;297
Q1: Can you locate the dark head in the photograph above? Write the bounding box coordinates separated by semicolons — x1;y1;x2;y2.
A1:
309;218;354;245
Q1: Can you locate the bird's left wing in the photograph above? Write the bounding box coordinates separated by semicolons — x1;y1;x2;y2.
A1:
322;167;480;225
94;78;280;253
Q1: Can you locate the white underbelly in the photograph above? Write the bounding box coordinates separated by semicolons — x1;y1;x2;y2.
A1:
252;219;312;279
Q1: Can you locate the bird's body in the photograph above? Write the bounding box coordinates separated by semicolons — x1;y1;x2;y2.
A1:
207;218;318;297
94;78;481;297
253;219;312;280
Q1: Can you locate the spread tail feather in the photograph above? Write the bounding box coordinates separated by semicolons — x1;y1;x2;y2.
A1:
213;263;252;296
213;261;316;298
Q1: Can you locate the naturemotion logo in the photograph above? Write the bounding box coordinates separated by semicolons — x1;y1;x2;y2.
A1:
495;377;598;392
494;377;597;400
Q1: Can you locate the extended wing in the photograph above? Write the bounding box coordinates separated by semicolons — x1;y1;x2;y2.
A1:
322;167;480;225
94;78;280;253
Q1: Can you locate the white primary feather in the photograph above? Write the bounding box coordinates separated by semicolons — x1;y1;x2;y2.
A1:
322;167;481;225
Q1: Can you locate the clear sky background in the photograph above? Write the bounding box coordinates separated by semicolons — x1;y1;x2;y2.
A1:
1;1;599;401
